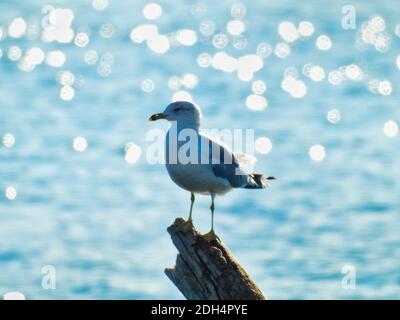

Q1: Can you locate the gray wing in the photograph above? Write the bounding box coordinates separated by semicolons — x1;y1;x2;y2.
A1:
201;135;248;188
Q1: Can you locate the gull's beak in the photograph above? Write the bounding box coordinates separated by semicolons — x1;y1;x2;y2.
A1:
148;112;166;122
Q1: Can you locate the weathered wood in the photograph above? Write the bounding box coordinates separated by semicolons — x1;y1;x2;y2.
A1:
165;218;266;300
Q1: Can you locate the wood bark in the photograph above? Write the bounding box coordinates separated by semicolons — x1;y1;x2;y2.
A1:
165;218;266;300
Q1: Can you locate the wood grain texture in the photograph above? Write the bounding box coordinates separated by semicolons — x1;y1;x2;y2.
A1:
165;218;266;300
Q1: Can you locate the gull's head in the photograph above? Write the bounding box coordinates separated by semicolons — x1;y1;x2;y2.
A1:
148;101;202;128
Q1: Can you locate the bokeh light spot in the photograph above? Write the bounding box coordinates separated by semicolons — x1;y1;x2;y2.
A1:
309;144;326;162
383;120;398;137
245;94;268;111
125;143;142;164
73;136;88;152
327;109;341;124
143;3;162;20
46;50;66;67
2;133;15;148
60;85;75;101
255;137;272;154
316;35;332;51
5;186;17;200
141;79;155;93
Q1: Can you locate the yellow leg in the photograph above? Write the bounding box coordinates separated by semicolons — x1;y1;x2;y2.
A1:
176;192;195;232
202;194;220;242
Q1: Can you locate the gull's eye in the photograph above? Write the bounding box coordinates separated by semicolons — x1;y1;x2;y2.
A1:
174;107;183;112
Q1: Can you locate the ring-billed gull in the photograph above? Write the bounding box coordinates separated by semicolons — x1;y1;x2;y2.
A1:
148;101;275;241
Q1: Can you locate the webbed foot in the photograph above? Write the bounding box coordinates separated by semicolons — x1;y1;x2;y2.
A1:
201;229;221;242
176;219;195;233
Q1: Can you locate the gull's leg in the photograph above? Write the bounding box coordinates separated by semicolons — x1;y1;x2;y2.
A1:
188;192;195;222
176;192;195;232
202;193;220;242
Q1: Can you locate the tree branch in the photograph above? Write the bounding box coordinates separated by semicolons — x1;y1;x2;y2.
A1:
165;218;266;300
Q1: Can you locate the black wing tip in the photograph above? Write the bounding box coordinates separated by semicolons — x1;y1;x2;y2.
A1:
248;173;276;188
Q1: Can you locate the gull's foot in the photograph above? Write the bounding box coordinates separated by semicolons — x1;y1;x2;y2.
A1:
176;219;195;233
202;230;220;242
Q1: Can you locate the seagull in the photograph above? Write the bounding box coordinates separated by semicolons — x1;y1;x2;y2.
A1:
148;101;275;241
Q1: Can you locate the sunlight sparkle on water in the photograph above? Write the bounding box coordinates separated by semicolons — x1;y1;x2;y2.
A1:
197;53;212;68
8;17;27;38
172;91;193;103
358;16;391;52
0;26;6;40
2;133;15;148
182;74;198;89
328;70;343;85
141;79;155;93
309;65;325;82
255;137;272;154
25;47;45;65
378;80;392;96
298;21;314;37
8;46;22;61
275;42;291;58
125;143;142;164
42;8;74;44
199;20;216;37
84;50;98;64
344;64;363;81
100;23;115;38
309;144;326;162
284;66;298;79
147;34;170;53
143;3;162;20
60;85;75;101
227;20;245;36
75;32;89;47
176;29;197;46
92;0;108;11
281;75;307;98
252;80;267;94
290;80;307;98
58;71;75;86
130;24;158;43
46;50;66;67
97;63;112;77
232;35;247;50
278;21;299;43
256;42;272;58
212;34;229;49
3;292;25;300
212;51;237;73
327;109;341;124
245;94;268;111
383;120;399;137
231;3;246;19
168;76;182;91
5;186;17;201
73;136;88;152
316;35;332;51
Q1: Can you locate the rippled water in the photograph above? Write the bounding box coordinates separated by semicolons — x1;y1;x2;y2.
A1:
1;0;399;299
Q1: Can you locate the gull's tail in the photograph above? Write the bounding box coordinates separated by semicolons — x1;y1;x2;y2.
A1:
244;173;276;189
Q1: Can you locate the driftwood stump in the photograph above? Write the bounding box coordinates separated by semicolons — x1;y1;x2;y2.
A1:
165;218;266;300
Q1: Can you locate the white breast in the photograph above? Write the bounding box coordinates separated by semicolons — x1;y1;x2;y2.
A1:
166;162;232;195
165;127;232;195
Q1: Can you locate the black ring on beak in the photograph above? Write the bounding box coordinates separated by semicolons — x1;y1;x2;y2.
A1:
148;113;166;121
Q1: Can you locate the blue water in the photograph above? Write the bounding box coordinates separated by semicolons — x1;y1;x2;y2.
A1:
1;0;400;299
